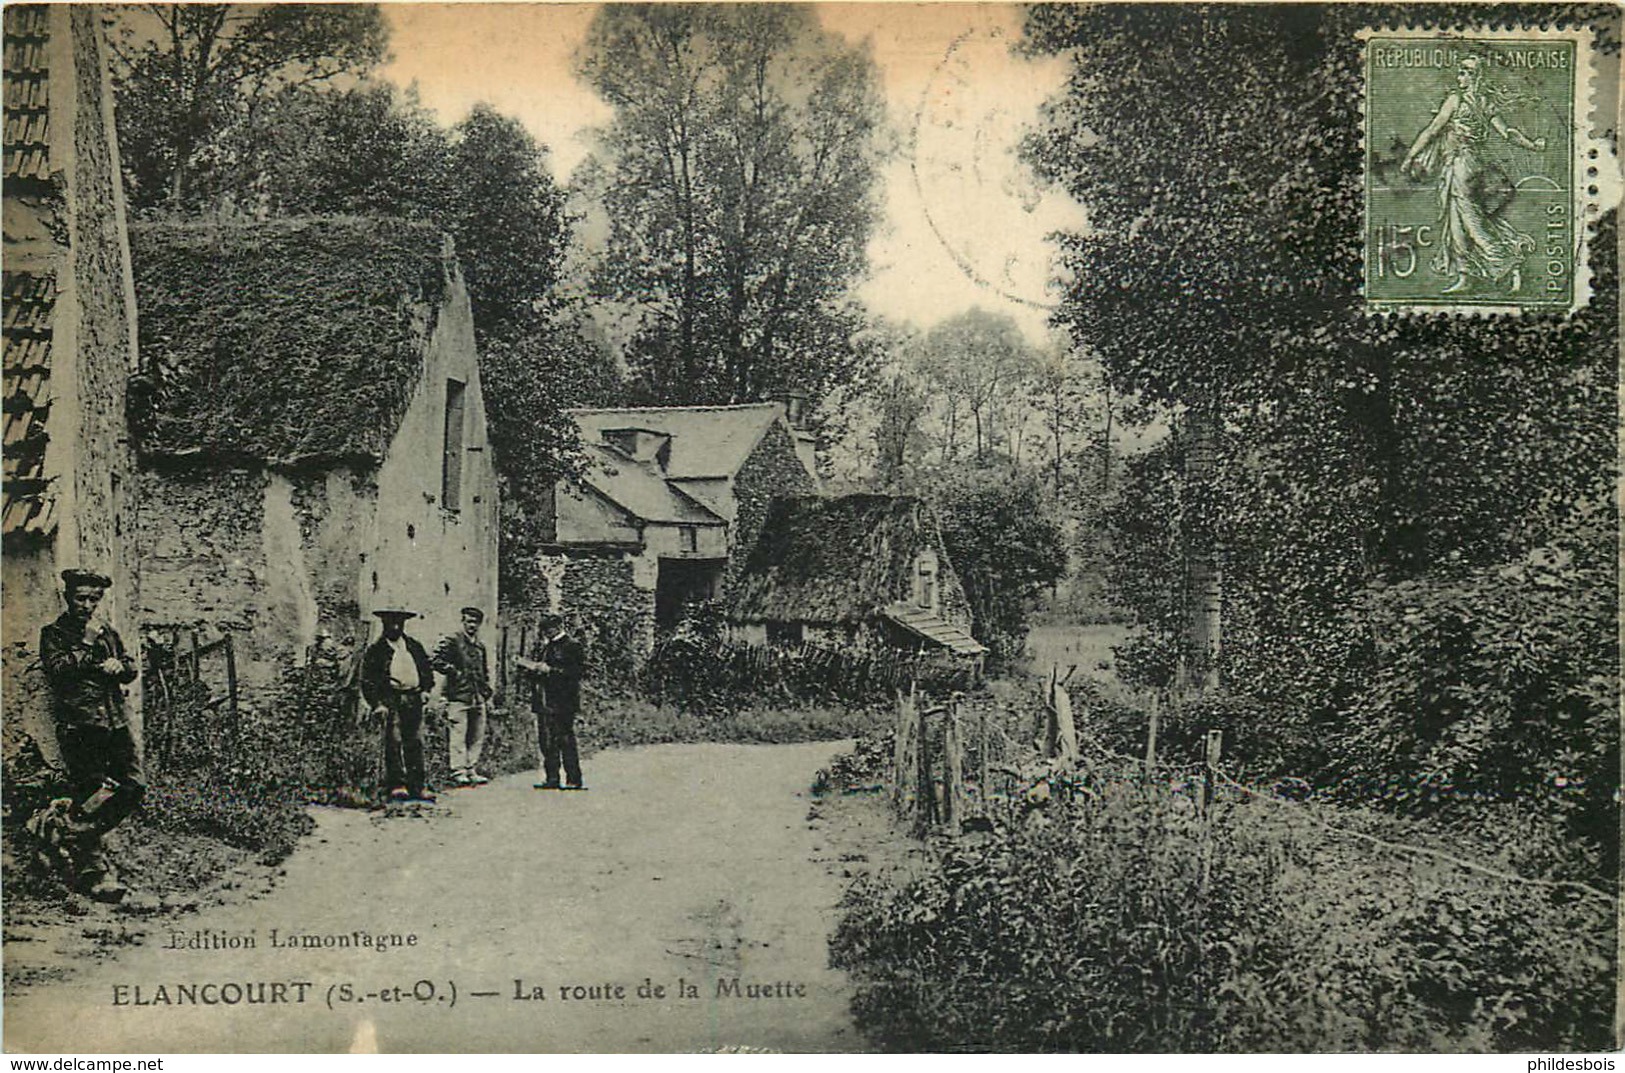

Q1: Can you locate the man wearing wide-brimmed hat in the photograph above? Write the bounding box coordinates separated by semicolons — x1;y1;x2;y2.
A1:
360;608;437;803
36;568;144;901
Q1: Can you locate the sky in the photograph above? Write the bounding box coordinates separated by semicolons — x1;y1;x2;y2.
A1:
377;3;1086;347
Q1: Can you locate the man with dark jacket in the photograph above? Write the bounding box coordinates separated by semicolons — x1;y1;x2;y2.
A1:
37;569;144;901
433;606;493;787
518;612;586;790
360;609;436;803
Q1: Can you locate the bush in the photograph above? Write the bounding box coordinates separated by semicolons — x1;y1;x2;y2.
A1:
831;777;1615;1052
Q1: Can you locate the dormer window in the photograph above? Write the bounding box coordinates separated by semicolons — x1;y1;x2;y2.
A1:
916;549;938;611
601;427;672;465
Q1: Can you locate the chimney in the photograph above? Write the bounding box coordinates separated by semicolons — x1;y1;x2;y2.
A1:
773;389;809;430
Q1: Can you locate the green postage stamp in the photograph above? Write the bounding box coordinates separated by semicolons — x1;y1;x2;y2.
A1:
1363;29;1599;314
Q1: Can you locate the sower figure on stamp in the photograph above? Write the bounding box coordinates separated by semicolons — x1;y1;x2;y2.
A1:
361;609;437;803
1402;53;1546;295
35;569;145;902
518;612;586;791
433;606;493;787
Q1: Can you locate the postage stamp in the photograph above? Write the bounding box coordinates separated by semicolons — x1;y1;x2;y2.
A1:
1362;29;1595;314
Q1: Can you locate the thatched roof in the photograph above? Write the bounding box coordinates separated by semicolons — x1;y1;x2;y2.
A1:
129;217;453;468
729;494;943;624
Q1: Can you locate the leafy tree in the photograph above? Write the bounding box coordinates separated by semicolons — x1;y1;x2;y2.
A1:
913;309;1040;463
932;467;1067;668
577;4;887;407
1023;3;1618;843
110;3;387;211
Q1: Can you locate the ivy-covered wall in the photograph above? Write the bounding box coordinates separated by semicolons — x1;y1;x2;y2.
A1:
728;418;818;587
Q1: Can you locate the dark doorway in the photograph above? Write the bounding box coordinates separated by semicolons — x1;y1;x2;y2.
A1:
655;558;726;631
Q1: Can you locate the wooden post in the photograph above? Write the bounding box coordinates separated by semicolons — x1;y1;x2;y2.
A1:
917;700;934;831
1202;729;1223;816
978;703;990;813
1145;692;1161;780
1053;682;1078;767
892;690;911;815
223;632;239;753
944;698;964;835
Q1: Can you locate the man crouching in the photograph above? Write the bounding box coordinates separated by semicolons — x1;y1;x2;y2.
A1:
36;569;145;902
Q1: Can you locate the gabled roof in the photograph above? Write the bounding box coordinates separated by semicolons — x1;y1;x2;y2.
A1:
730;494;958;626
577;444;723;527
129;218;454;468
569;404;786;479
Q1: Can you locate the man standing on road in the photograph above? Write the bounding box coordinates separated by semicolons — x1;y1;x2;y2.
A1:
518;612;586;791
361;609;437;803
433;606;493;787
36;569;144;901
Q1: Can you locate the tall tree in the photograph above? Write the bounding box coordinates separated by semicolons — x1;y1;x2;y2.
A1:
1024;3;1618;837
110;4;387;211
578;4;886;407
915;309;1039;462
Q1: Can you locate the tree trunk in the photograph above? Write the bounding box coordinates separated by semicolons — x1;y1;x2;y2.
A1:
1182;392;1221;692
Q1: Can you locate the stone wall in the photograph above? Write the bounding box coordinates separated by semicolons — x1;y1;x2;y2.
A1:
2;9;141;767
366;260;499;654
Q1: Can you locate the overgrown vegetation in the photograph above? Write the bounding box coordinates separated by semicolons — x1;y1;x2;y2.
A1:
830;742;1614;1052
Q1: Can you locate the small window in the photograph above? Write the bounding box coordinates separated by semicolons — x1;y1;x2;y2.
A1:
766;621;804;647
442;378;466;512
679;525;698;553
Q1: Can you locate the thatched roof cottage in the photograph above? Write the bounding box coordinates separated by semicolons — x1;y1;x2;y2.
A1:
729;494;985;659
128;218;499;704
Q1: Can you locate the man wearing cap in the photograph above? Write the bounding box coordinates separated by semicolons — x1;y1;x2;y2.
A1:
36;569;144;901
433;606;493;787
517;612;587;790
360;609;437;803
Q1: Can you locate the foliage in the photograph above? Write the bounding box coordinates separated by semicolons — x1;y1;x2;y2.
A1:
913;309;1042;463
111;4;388;211
582;689;889;752
832;773;1615;1051
931;467;1067;668
577;3;887;408
127;217;448;466
1024;4;1620;851
641;634;977;716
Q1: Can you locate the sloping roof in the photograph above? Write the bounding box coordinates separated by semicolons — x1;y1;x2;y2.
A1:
129;218;453;467
2;271;56;541
2;7;56;543
882;603;987;656
578;444;723;526
3;6;51;187
569;404;784;479
730;494;947;625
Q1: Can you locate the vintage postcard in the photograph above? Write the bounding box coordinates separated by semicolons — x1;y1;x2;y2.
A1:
2;1;1620;1057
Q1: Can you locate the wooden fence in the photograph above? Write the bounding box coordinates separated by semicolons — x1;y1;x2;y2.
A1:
888;669;1228;836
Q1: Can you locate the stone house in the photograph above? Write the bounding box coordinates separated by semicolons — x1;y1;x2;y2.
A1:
1;6;143;764
729;494;985;661
127;218;499;705
525;402;818;665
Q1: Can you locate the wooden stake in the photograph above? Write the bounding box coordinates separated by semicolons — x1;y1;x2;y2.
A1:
1145;692;1161;779
944;698;964;835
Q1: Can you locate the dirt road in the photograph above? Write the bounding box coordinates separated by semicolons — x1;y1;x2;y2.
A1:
4;742;864;1053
